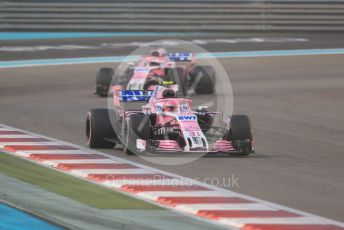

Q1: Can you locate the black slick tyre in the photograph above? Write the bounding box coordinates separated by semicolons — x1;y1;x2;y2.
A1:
124;114;152;155
228;115;253;156
95;68;114;97
192;65;215;95
86;109;116;148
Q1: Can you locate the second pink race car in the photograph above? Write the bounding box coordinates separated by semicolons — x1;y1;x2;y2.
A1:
94;49;216;97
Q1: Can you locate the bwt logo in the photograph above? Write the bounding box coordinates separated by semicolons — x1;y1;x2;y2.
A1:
178;115;197;121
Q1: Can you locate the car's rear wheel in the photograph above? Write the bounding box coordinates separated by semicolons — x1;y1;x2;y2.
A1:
197;113;213;132
86;109;116;148
191;65;215;95
227;115;253;156
124;114;152;155
95;68;114;97
166;67;188;96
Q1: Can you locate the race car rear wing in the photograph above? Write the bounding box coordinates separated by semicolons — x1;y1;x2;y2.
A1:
168;52;193;61
120;90;153;102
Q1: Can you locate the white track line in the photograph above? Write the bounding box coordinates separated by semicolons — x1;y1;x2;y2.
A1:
19;150;92;154
177;204;277;214
219;217;328;228
103;179;189;188
139;191;236;200
41;159;115;167
14;150;90;157
0;128;17;131
70;169;153;177
0;135;36;138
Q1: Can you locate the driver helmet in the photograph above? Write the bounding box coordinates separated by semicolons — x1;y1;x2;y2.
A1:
150;48;167;57
163;101;178;112
162;89;176;98
150;50;160;57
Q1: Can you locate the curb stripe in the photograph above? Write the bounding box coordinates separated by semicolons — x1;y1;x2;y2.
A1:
21;150;90;154
0;142;62;146
87;173;172;182
3;145;76;152
0;124;343;230
0;131;25;135
0;138;49;142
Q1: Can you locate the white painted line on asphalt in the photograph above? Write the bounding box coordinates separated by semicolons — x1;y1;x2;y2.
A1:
218;217;328;228
177;204;277;214
0;135;36;138
0;128;17;131
139;191;235;200
103;179;188;189
42;159;115;167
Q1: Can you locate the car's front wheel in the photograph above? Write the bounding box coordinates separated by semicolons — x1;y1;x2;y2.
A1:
226;115;253;156
124;114;152;155
86;109;116;148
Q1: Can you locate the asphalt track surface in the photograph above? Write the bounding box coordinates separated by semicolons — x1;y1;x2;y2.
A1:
0;33;344;225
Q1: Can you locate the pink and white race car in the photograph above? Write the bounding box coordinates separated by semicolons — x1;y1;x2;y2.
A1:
86;82;253;156
94;49;216;97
